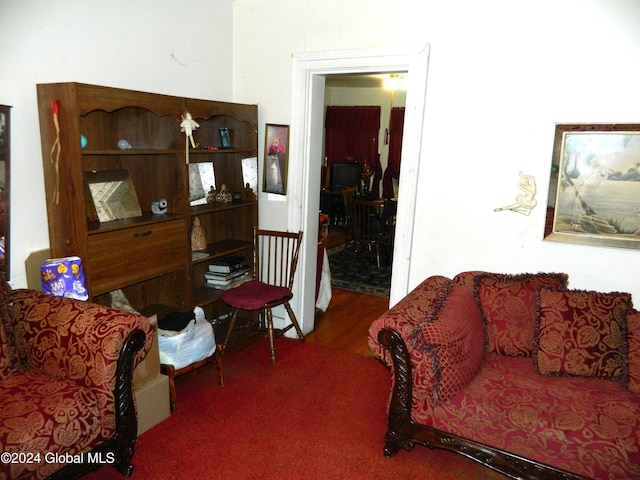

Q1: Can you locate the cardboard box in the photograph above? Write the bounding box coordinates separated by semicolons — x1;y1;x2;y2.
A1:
134;314;160;389
25;248;50;291
135;373;170;435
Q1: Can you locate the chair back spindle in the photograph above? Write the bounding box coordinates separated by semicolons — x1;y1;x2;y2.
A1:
254;228;302;289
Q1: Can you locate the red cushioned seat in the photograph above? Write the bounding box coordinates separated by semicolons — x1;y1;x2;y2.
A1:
221;280;292;310
220;228;305;364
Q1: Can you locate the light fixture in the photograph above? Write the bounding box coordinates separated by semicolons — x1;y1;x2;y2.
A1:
383;74;405;91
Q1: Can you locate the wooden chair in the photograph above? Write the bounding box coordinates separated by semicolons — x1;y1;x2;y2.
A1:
221;228;305;364
348;198;394;270
341;186;359;247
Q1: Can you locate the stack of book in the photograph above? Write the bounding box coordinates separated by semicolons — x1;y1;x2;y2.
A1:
204;255;250;289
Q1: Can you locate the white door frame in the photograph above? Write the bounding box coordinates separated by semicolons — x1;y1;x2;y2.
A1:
288;45;431;334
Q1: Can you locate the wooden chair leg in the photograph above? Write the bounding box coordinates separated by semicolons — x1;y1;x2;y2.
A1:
215;345;225;387
160;364;177;412
265;308;276;364
284;301;305;341
222;308;240;353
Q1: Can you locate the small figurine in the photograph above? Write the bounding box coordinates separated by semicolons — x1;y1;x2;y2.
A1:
151;198;168;215
206;186;216;203
242;182;257;201
216;183;233;203
191;217;207;251
360;161;374;195
494;172;538;216
180;112;200;148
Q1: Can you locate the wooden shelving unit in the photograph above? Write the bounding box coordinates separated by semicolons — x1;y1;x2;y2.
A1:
36;82;258;320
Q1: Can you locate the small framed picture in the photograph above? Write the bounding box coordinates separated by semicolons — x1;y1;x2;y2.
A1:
219;128;231;149
263;124;289;195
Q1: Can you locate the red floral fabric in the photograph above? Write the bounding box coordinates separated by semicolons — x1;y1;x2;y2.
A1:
628;309;640;394
534;288;630;381
411;284;484;403
0;280;19;380
419;354;640;480
0;370;101;480
1;288;153;480
368;275;452;413
474;273;568;356
370;271;640;479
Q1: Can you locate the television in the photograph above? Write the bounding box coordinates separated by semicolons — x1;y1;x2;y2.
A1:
331;162;361;192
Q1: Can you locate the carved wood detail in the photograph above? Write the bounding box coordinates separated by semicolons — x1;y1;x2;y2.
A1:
48;328;146;479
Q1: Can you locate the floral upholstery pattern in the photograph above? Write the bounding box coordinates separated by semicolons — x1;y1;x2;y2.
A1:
534;288;630;381
410;284;484;403
628;309;640;394
368;275;451;413
0;287;153;480
420;354;640;480
0;280;19;380
474;272;568;356
369;272;640;480
0;370;101;480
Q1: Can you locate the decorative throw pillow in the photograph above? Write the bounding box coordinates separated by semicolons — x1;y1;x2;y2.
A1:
627;309;640;394
474;273;568;356
411;283;484;404
534;288;630;381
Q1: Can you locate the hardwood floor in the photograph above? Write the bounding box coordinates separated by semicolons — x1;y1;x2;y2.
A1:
306;287;390;356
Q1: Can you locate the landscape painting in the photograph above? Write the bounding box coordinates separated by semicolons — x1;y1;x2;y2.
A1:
545;124;640;250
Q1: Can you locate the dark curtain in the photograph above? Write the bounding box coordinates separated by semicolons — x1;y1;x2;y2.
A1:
382;107;405;198
325;106;382;197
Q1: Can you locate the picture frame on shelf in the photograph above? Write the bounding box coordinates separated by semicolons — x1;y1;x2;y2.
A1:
219;128;231;149
189;162;216;206
263;124;289;195
85;170;142;223
544;123;640;250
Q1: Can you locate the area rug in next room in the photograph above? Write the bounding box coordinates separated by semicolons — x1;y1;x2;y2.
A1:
327;244;391;297
86;338;501;480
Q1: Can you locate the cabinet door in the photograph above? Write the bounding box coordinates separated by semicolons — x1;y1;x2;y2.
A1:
87;219;187;296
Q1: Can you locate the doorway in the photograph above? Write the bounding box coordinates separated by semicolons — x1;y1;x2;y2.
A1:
288;46;431;335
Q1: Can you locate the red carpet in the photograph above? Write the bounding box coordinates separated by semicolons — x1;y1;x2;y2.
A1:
86;338;501;479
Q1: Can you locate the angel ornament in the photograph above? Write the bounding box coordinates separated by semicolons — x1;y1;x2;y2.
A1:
180;112;200;148
494;171;537;216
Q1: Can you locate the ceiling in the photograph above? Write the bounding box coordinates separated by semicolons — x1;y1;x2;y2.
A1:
324;73;406;89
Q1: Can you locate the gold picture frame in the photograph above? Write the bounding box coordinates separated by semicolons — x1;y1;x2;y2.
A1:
544;123;640;250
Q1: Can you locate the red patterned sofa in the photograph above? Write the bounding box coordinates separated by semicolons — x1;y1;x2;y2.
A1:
368;272;640;480
0;280;153;480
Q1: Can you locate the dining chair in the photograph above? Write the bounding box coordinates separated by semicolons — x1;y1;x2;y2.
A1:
220;228;304;364
348;198;394;271
341;186;359;247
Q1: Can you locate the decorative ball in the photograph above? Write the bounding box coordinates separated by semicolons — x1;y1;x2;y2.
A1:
80;135;88;149
118;139;132;150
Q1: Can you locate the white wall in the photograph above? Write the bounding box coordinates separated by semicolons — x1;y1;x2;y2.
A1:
234;0;640;302
0;0;234;288
2;0;640;307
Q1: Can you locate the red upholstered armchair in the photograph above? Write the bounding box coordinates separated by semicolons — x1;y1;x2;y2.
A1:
0;280;152;480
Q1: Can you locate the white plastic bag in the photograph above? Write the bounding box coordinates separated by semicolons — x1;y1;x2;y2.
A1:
157;308;216;370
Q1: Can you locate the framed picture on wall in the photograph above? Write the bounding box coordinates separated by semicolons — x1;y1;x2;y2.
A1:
263;124;289;195
544;123;640;250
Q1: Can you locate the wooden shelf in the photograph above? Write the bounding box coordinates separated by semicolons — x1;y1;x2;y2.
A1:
37;82;258;314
